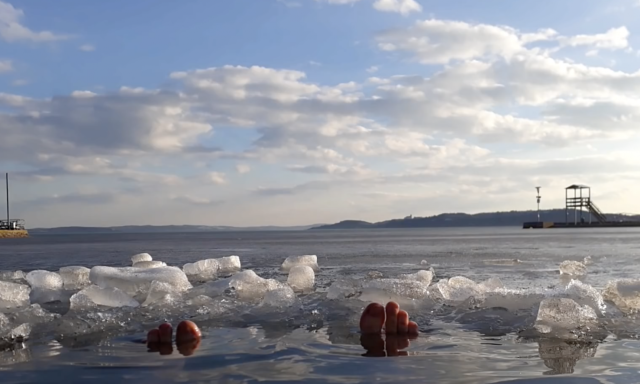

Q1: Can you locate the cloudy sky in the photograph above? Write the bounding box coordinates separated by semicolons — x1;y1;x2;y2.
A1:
2;0;640;228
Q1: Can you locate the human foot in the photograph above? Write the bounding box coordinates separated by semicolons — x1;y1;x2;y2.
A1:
359;301;419;357
146;320;202;356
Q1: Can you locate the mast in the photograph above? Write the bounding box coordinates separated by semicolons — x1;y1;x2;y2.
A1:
5;173;8;225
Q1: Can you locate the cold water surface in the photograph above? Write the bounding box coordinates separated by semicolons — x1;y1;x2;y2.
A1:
0;227;640;383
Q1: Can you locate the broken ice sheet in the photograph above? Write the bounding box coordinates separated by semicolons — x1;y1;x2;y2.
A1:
534;298;597;335
59;266;91;290
0;281;30;309
602;279;640;315
229;270;285;302
70;285;139;309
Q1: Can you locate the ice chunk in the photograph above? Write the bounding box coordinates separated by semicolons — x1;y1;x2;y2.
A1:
188;278;231;298
443;276;483;302
559;261;587;276
131;253;153;264
133;261;167;269
0;281;30;309
400;270;433;286
363;279;429;300
560;280;605;315
287;265;315;292
89;266;192;297
59;266;91;290
327;279;360;300
0;270;25;281
229;270;284;301
183;259;220;280
70;285;139;309
218;256;242;275
583;256;593;265
479;277;505;291
142;281;181;307
602;279;640;314
366;271;383;279
420;260;429;265
261;285;297;307
534;298;597;333
26;270;63;291
281;255;319;272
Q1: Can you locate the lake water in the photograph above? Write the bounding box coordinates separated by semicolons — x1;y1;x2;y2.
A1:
1;227;640;383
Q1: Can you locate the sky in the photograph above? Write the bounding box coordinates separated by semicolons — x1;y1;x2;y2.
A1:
2;0;640;228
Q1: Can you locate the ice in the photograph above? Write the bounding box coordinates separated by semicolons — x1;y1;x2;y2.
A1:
89;266;192;297
229;270;285;301
0;281;30;309
327;279;360;300
420;260;429;265
559;261;587;276
261;285;298;307
559;280;605;315
183;259;220;280
435;276;484;302
366;271;383;279
363;279;429;300
218;256;242;275
59;266;91;290
534;298;597;334
602;279;640;314
70;285;139;309
132;261;167;269
142;281;182;307
287;265;315;292
188;278;231;298
26;270;64;304
479;277;505;291
281;255;319;272
400;270;433;286
0;270;25;281
131;253;152;264
25;270;63;291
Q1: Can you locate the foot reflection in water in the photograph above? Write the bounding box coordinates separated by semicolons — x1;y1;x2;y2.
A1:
145;301;419;357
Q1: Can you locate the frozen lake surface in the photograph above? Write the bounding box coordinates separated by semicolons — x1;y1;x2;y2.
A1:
0;227;640;383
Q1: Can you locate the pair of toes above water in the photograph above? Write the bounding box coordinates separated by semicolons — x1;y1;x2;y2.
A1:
146;301;419;357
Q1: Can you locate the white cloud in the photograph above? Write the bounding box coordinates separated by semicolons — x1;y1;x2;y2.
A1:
0;1;70;42
558;27;629;51
79;44;95;52
236;164;251;174
207;172;227;185
366;65;379;73
373;0;422;15
12;79;27;86
0;59;12;72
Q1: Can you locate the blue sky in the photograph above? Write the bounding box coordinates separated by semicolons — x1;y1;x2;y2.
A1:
2;0;640;227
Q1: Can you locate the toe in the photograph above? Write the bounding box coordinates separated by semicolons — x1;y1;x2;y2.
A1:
360;303;386;334
176;320;202;344
408;321;419;336
397;310;409;334
384;302;400;334
146;329;160;344
158;323;173;343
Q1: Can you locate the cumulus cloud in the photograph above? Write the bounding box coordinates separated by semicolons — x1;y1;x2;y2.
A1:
372;0;422;15
79;44;95;52
0;1;70;42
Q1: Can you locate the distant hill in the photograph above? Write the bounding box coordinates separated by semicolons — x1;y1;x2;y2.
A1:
310;209;640;230
28;224;324;235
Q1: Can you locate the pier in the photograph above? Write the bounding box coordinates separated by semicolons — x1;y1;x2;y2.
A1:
523;184;640;229
1;173;28;238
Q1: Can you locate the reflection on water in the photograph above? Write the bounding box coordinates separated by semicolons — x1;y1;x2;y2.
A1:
538;340;598;375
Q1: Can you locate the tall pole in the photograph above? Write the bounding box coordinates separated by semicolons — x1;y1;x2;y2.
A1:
5;173;9;225
536;186;541;222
